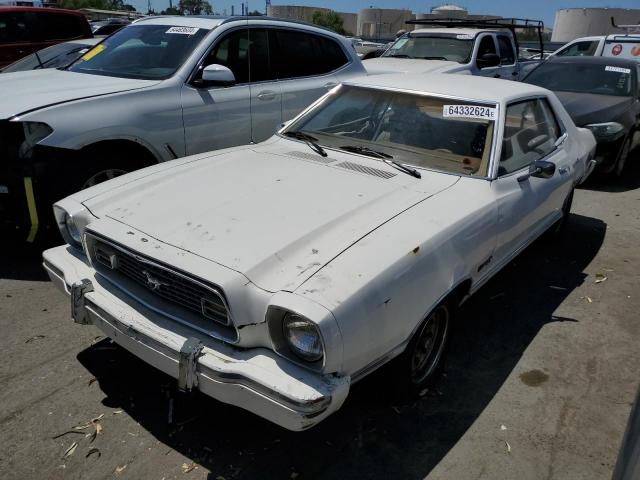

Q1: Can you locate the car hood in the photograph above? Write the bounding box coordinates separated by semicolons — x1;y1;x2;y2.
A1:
82;144;459;292
554;91;634;126
363;57;460;75
0;69;159;118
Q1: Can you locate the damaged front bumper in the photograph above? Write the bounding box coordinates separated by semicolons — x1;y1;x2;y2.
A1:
43;245;350;431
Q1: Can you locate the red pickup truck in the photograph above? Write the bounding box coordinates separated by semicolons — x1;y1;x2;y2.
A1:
0;7;92;68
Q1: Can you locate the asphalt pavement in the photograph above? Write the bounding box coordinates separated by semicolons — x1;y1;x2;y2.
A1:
1;159;639;480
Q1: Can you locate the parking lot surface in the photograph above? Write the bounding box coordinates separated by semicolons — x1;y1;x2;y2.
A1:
1;162;639;480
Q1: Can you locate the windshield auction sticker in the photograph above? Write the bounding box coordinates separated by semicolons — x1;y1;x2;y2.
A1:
443;105;497;120
456;34;474;40
605;65;631;74
166;26;199;35
81;44;106;61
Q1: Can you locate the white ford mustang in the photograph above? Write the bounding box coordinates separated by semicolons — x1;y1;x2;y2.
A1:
43;74;596;431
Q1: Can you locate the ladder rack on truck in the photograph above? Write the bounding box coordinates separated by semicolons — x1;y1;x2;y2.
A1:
405;17;545;59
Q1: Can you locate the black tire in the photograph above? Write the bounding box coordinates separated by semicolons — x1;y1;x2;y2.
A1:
613;136;632;178
70;149;149;192
393;300;454;397
546;187;574;240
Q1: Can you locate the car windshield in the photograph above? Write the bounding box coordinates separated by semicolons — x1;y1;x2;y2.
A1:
284;85;497;177
525;62;636;97
2;42;93;73
382;33;474;63
68;24;210;80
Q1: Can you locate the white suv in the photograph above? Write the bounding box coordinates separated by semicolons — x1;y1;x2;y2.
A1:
0;16;365;243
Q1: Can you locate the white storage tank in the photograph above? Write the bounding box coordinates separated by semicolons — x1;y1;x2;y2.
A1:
552;8;640;43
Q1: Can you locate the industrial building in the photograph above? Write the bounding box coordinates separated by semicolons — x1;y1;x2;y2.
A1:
267;4;504;42
552;8;640;42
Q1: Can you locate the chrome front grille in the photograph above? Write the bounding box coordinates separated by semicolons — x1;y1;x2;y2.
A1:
90;236;230;327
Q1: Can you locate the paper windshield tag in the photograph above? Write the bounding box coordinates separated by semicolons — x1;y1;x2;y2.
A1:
166;26;199;35
81;44;106;61
456;34;474;40
605;65;631;74
443;104;497;120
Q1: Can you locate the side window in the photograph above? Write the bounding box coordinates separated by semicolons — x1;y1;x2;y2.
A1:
203;29;250;83
0;12;31;43
499;99;560;176
556;41;598;57
269;29;347;79
497;35;515;64
247;29;270;82
477;35;497;58
39;13;85;41
314;35;348;72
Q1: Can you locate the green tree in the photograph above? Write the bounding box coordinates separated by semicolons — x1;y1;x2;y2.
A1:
311;10;346;35
248;9;262;16
160;6;181;14
178;0;213;15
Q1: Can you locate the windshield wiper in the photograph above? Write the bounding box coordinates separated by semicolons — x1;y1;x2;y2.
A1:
339;145;421;178
420;56;448;60
384;159;421;178
283;131;327;157
340;145;393;159
386;54;414;58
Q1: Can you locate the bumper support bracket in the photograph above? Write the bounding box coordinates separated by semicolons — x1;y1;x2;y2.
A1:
178;337;204;392
71;279;94;325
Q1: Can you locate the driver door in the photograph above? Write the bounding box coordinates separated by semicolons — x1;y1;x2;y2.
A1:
181;27;252;155
491;98;571;266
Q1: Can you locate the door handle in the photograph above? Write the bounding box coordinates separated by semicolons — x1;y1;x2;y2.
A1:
257;90;277;101
493;74;501;78
511;71;519;76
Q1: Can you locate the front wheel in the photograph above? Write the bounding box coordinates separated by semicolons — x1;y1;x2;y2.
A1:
614;137;632;178
394;302;452;396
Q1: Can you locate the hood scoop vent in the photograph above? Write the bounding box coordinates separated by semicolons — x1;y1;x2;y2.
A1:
287;151;336;164
335;161;397;179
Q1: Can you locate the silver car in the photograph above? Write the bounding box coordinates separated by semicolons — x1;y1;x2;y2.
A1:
0;16;366;243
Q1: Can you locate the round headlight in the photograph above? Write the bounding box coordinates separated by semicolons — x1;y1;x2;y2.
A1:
282;313;323;362
64;212;82;245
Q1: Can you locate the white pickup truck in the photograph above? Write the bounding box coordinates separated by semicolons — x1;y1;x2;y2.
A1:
551;17;640;60
364;18;543;81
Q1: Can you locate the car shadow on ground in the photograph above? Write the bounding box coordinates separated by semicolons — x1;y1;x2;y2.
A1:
580;147;640;193
76;213;606;480
0;242;54;281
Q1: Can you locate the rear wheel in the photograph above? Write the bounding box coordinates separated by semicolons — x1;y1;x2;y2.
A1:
547;187;574;239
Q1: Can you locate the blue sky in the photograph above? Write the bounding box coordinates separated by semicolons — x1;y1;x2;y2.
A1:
131;0;640;28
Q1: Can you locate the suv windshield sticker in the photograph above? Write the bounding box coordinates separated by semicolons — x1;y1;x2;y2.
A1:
456;34;474;40
605;65;631;74
166;26;199;35
81;44;106;62
443;104;497;120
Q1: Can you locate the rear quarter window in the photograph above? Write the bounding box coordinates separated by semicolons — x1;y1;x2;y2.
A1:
0;12;33;43
269;29;348;79
38;12;86;40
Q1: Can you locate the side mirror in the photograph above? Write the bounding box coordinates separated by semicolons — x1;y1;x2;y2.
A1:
518;159;556;182
477;53;500;69
200;64;236;86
